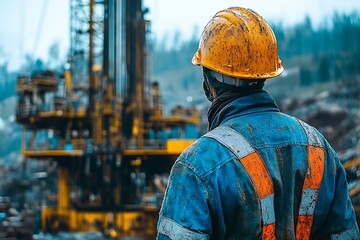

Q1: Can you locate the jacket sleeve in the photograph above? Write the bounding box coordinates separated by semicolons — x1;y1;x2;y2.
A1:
157;160;211;240
315;141;359;239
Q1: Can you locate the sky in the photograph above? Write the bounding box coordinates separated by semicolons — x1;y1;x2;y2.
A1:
0;0;359;71
144;0;360;41
0;0;70;70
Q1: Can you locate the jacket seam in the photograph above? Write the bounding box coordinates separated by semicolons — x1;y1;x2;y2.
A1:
175;161;211;188
220;107;279;125
200;156;237;180
178;155;236;181
258;142;309;149
179;142;313;180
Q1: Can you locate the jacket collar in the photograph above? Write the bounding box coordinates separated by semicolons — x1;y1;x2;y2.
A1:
209;91;280;130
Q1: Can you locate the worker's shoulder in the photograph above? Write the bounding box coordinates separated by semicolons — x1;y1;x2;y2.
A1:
278;113;337;153
176;135;236;179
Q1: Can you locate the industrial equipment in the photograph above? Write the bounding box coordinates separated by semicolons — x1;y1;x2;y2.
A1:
15;0;199;237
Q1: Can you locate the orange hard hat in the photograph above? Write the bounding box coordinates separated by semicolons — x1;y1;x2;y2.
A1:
192;7;283;80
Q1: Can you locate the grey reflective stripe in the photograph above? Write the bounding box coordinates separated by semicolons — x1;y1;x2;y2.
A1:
158;217;209;240
331;223;360;240
297;119;322;147
203;126;255;159
298;188;318;216
261;193;275;225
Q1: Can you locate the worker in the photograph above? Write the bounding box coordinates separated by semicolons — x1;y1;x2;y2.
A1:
157;7;359;239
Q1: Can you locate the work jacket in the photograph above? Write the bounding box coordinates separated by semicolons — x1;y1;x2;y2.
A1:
157;91;359;239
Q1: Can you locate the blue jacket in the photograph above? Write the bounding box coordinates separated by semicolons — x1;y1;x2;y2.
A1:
157;91;359;239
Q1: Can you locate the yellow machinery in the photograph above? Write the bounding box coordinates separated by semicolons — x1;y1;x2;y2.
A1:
15;0;199;238
344;156;360;197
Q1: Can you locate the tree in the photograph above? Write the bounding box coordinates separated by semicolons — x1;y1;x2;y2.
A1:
47;41;60;69
0;46;7;87
300;67;312;86
319;57;329;82
22;54;35;72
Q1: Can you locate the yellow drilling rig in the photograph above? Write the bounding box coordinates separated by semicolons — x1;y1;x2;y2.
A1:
15;0;199;237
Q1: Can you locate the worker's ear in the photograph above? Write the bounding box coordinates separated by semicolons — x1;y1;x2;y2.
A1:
202;80;214;102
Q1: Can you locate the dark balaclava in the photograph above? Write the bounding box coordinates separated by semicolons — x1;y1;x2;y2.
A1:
203;67;265;126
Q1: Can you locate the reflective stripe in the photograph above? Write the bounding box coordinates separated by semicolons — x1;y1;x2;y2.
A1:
304;146;325;188
204;126;254;159
261;194;275;225
296;215;314;240
298;189;318;216
263;223;276;240
241;152;275;239
295;120;325;240
330;224;360;240
158;216;209;240
204;126;275;239
297;119;322;147
241;152;274;198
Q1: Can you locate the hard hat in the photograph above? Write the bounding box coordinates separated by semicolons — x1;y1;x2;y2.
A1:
192;7;283;80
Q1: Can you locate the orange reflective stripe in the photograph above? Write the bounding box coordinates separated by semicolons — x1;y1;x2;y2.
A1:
240;152;275;239
296;146;325;240
263;223;276;240
296;215;314;239
303;146;325;189
240;152;273;198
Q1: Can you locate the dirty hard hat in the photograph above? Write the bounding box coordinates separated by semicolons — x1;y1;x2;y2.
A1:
192;7;284;80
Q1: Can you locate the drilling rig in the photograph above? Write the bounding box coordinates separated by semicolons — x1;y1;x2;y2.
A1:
15;0;199;237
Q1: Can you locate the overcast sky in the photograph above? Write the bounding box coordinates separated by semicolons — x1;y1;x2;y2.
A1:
145;0;360;41
0;0;359;71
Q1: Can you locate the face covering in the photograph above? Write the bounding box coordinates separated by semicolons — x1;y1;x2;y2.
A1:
207;87;264;128
202;68;264;127
202;79;214;102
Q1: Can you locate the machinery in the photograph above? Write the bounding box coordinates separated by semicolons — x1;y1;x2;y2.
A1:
15;0;199;237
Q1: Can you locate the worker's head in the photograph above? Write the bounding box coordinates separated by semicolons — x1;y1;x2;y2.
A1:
192;7;283;101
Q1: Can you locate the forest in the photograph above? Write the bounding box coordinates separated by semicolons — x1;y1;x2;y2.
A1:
151;11;360;109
